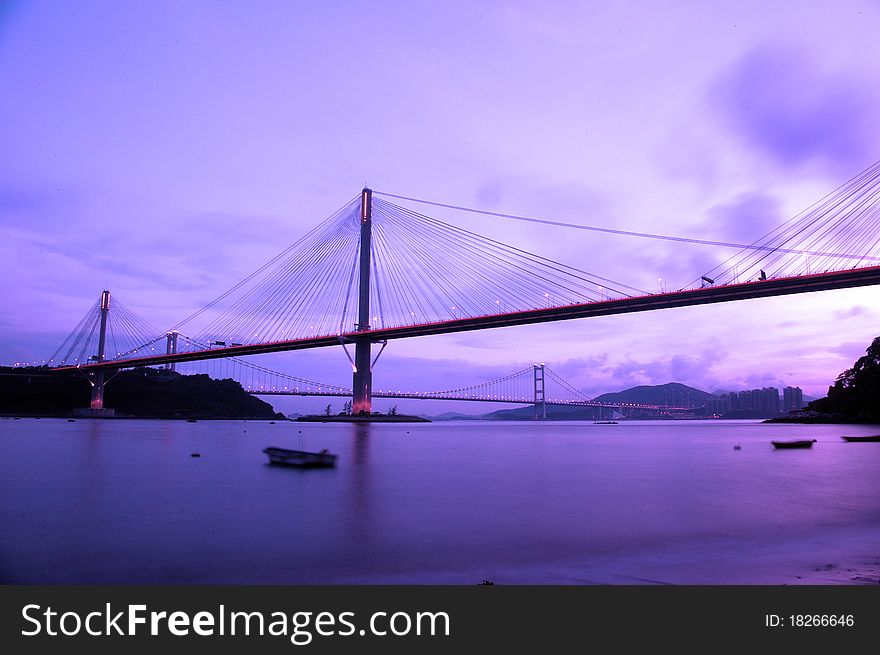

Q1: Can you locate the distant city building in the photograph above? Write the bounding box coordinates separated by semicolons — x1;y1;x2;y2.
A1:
783;386;805;413
708;386;781;418
761;387;780;416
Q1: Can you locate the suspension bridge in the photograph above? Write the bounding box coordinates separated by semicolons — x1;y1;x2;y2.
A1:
26;160;880;415
160;357;695;418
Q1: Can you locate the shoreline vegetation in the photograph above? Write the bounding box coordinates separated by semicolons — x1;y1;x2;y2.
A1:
0;366;283;420
765;335;880;425
296;400;431;422
763;413;879;425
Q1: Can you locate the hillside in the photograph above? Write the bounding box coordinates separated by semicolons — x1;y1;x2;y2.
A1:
0;366;283;419
483;382;712;421
483;403;597;421
593;382;715;406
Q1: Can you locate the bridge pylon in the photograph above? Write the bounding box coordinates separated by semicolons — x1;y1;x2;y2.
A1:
165;331;179;371
352;188;373;414
89;289;110;410
533;364;546;419
88;290;112;413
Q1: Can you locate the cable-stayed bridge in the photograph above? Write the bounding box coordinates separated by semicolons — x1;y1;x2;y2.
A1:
27;160;880;413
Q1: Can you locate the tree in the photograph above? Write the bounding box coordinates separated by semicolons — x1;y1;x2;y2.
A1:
808;336;880;420
324;404;332;417
388;404;398;416
343;400;352;415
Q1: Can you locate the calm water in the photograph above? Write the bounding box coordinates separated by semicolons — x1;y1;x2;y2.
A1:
2;417;879;585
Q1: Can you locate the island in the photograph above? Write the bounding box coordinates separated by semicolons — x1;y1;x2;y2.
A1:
296;401;430;422
296;414;430;423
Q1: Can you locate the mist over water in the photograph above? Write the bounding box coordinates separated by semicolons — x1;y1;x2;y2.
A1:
2;418;879;584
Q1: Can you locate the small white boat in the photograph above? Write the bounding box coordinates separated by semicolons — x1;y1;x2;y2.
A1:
263;446;337;468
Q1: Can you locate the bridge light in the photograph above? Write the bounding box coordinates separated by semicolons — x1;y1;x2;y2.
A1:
701;276;714;286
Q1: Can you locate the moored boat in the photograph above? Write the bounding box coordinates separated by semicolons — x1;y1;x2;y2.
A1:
263;446;337;468
840;434;880;442
771;439;817;449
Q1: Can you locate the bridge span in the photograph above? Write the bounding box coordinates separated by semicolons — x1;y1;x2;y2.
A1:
37;162;880;414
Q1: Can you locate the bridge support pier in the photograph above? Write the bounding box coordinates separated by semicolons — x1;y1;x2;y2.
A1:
90;369;105;409
351;188;374;415
352;338;372;414
533;364;546;419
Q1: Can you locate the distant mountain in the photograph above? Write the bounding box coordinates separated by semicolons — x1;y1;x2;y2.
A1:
482;382;714;421
593;382;714;406
482;404;593;421
422;411;480;421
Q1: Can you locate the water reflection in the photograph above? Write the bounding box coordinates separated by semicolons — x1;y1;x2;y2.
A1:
344;422;373;544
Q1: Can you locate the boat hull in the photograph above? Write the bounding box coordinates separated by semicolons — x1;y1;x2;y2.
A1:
841;435;880;442
263;447;337;468
771;440;816;449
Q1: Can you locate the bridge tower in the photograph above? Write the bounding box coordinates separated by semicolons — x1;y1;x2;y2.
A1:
89;289;111;410
165;331;179;371
533;364;546;419
352;188;373;414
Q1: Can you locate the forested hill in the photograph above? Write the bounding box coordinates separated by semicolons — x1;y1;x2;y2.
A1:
593;382;715;406
0;366;283;419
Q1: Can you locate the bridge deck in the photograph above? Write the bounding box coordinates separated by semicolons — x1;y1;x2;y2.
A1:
250;389;692;409
58;265;880;371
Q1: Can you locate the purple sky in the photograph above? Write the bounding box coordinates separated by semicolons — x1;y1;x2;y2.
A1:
2;1;879;415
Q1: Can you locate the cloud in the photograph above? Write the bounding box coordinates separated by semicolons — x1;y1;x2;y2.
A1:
603;352;719;389
475;180;503;209
706;191;784;244
833;305;872;320
711;44;878;173
528;350;729;397
828;341;870;359
652;130;722;193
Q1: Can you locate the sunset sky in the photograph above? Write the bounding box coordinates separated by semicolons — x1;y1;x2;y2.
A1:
2;1;879;415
